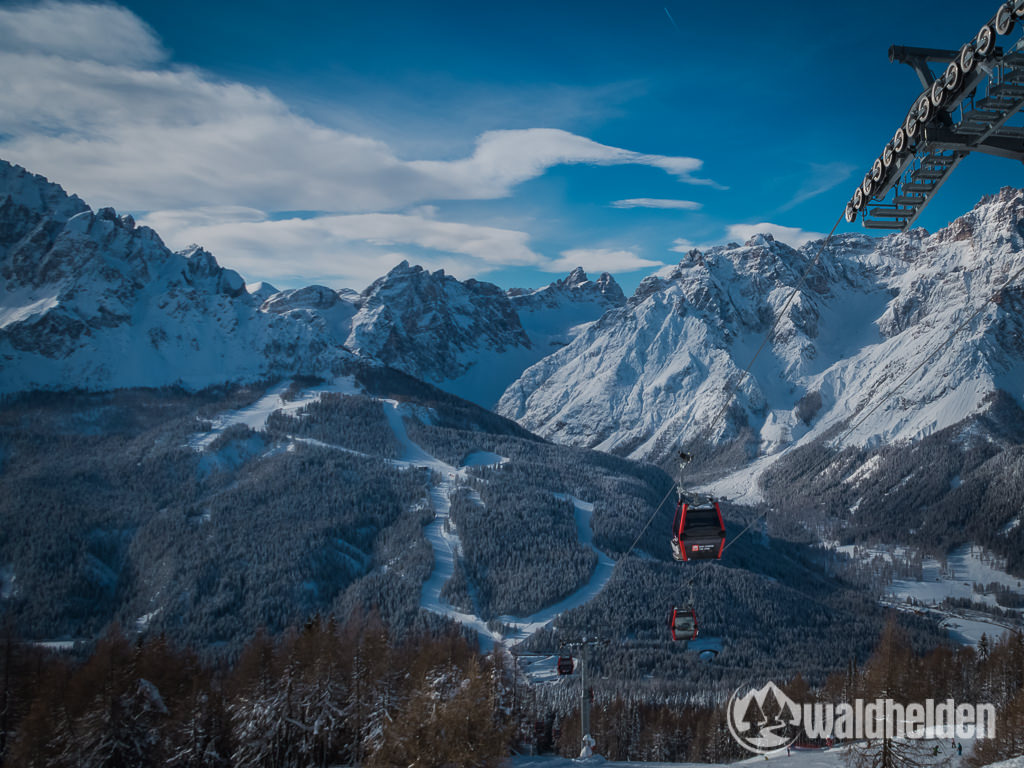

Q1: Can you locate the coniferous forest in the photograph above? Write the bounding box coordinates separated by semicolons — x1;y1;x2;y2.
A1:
2;613;1023;766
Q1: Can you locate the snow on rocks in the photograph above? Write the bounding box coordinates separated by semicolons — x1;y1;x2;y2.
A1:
498;188;1024;490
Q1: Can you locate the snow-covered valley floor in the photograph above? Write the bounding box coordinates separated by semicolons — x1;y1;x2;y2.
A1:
831;542;1024;647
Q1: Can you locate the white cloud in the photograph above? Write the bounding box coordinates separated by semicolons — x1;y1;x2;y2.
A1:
547;248;664;274
0;1;164;65
408;130;719;199
139;208;546;287
725;222;826;248
0;3;720;215
611;198;702;210
669;237;698;252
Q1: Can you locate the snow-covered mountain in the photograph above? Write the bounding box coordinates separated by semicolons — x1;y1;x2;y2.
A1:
417;265;625;407
5;154;1021;498
343;261;531;406
497;190;1024;486
0;162;365;393
0;160;620;400
251;262;624;408
508;266;625;349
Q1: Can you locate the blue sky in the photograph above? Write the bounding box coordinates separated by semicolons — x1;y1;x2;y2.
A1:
0;0;1021;295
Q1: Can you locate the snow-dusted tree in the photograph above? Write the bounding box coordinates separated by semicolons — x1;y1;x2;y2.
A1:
230;660;304;768
166;686;229;768
845;621;950;768
287;617;352;767
56;677;168;768
344;612;397;762
366;654;508;767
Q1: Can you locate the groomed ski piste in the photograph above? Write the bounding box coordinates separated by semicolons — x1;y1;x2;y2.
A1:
190;377;620;656
188;377;1024;663
187;376;362;451
381;394;618;653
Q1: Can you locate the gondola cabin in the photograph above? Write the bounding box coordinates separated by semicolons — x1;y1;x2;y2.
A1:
556;656;574;675
671;499;725;561
669;606;698;642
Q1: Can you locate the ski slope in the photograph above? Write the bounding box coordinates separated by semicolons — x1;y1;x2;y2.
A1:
188;376;360;449
507;738;989;768
186;380;636;654
378;399;618;650
490;495;615;648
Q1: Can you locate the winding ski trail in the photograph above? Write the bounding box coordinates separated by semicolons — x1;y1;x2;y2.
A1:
380;399;617;651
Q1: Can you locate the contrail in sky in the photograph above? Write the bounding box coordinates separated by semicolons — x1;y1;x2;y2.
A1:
664;7;681;33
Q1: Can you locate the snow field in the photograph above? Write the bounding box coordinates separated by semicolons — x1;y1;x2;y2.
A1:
836;543;1024;647
188;375;360;450
506;739;982;768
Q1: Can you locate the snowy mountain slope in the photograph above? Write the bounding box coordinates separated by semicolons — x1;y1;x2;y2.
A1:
509;266;626;352
497;232;881;461
497;190;1024;482
343;261;532;406
0;160;358;393
259;283;359;347
436;267;626;407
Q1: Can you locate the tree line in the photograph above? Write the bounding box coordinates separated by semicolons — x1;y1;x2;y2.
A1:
0;613;511;767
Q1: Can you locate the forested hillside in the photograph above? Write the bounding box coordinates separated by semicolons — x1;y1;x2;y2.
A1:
759;391;1024;574
0;366;677;657
0;366;952;705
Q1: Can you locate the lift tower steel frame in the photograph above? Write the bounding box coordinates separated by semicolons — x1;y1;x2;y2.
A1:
848;0;1024;231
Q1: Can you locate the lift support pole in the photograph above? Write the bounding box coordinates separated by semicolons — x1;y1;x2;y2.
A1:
580;643;592;758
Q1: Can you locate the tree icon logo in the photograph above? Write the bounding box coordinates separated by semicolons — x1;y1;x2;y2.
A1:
727;681;802;754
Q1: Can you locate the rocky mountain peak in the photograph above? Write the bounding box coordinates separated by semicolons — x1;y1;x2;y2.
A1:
561;266;589;288
0;160;88;223
346;261;529;385
933;186;1024;247
511;268;626;309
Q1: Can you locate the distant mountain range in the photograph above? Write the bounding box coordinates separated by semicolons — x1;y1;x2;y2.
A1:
498;191;1024;495
0;159;621;407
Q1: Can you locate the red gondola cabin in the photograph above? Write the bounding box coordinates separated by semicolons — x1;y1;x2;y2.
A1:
669;606;699;642
671;499;725;561
556;656;574;675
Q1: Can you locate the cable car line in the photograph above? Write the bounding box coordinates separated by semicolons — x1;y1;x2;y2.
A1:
566;0;1024;657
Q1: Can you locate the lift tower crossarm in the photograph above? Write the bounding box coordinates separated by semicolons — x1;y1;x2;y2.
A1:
888;45;962;88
